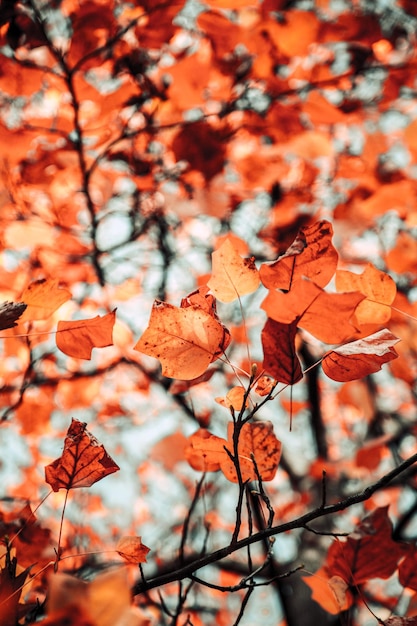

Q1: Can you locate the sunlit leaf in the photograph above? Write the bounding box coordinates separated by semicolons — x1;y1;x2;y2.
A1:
134;300;230;379
45;419;120;491
56;310;116;359
207;237;260;302
19;279;71;322
335;263;397;325
215;386;248;411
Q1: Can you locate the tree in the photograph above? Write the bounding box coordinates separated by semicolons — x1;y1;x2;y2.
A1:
1;0;417;624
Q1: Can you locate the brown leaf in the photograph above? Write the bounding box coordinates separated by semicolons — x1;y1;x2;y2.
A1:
0;301;27;330
116;536;150;564
322;329;400;382
44;419;120;491
56;310;116;359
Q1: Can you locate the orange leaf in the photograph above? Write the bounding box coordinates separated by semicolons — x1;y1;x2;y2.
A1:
215;386;248;411
0;301;27;330
207;238;260;302
45;568;149;626
262;280;365;344
134;300;230;379
116;536;150;564
322;329;400;382
188;421;282;483
185;428;222;472
260;220;338;291
56;310;116;359
44;418;120;491
335;264;396;326
261;318;303;384
19;279;72;322
303;568;353;615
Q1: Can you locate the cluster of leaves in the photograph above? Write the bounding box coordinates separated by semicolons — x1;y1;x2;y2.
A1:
2;0;417;625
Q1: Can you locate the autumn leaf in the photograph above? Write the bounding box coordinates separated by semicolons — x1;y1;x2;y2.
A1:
0;551;31;626
207;237;260;302
45;568;150;626
215;386;248;411
261;318;303;384
399;545;417;591
259;220;338;291
303;568;353;615
116;536;151;564
261;278;365;344
335;263;397;325
0;301;27;330
187;421;282;482
134;300;230;379
326;507;405;585
19;279;72;322
322;329;400;382
45;419;120;491
56;310;116;359
185;428;222;472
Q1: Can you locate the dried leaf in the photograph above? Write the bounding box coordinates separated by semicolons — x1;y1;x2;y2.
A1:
185;428;222;472
19;279;71;322
260;220;338;291
116;536;150;564
45;419;120;491
0;301;27;330
134;300;230;379
322;329;400;382
56;310;116;359
207;238;260;302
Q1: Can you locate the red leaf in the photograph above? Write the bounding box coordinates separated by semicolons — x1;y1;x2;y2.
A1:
327;507;405;585
399;545;417;591
45;419;120;491
261;318;303;384
322;329;400;382
56;310;116;359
